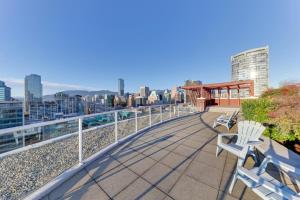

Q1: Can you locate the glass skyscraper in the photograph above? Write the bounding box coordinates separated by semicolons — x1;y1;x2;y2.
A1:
0;81;11;101
231;46;269;97
140;86;150;98
118;79;124;96
25;74;43;113
0;102;23;129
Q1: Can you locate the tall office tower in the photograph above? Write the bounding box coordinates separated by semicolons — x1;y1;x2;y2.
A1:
118;79;125;96
0;81;11;101
140;86;149;98
25;74;43;113
54;92;69;114
231;46;269;97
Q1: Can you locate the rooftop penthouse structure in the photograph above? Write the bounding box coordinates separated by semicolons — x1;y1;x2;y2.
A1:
182;80;254;111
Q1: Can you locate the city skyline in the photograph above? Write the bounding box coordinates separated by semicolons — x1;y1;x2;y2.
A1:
1;1;300;96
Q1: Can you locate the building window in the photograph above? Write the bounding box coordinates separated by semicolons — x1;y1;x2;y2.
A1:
220;89;228;98
230;89;238;98
239;88;250;98
211;89;219;98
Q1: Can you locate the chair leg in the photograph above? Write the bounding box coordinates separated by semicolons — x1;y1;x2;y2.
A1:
213;121;216;128
237;158;245;167
229;170;238;194
216;146;222;157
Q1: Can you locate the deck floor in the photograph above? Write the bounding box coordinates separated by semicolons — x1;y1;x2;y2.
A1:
45;112;260;200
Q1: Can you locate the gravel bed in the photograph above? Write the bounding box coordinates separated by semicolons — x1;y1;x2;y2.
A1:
0;117;151;200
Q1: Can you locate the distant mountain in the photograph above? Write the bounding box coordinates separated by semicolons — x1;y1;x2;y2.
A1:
43;90;117;101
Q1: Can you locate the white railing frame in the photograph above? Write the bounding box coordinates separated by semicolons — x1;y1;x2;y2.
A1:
13;103;196;200
0;104;194;160
78;118;83;165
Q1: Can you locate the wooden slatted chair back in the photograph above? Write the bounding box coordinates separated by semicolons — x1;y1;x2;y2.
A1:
236;121;265;147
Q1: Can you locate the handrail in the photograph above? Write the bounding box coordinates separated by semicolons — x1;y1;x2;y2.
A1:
0;104;193;156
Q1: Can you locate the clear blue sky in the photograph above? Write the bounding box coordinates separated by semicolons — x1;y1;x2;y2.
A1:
0;0;299;97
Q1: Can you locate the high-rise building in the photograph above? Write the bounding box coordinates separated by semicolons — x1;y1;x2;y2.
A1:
127;95;135;107
25;74;43;113
231;46;269;96
0;101;23;129
118;79;125;96
0;81;11;101
163;90;171;104
140;86;149;98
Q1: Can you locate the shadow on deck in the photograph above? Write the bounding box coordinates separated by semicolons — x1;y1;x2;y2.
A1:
43;112;262;200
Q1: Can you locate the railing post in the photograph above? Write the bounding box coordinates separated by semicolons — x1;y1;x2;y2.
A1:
160;106;163;123
115;111;118;143
177;105;180;117
149;107;152;127
135;109;138;133
22;131;25;147
173;106;176;116
78;118;83;165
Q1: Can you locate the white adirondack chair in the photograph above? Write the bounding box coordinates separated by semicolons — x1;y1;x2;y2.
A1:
213;110;239;130
216;121;265;166
229;155;300;200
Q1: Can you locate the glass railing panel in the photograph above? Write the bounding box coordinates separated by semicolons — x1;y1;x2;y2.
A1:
117;110;136;140
82;112;115;160
162;105;171;121
137;107;150;131
151;106;161;125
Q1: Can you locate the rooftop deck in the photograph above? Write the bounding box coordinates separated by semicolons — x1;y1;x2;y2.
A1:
41;112;262;200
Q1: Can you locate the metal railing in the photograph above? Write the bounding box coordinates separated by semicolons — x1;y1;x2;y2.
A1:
0;103;196;200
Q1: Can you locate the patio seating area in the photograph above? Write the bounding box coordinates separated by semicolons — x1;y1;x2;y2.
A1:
40;112;297;200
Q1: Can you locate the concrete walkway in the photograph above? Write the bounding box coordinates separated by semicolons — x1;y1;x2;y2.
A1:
45;112;260;200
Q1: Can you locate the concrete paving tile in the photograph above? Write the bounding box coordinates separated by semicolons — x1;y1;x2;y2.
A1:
172;144;198;158
182;139;205;149
163;196;174;200
159;152;191;172
169;175;218;200
217;191;239;200
224;158;237;173
114;178;166;200
142;146;171;161
163;142;182;152
185;160;223;189
142;162;181;193
85;156;122;179
110;148;141;163
96;165;139;197
219;171;235;192
194;150;226;170
49;169;94;200
201;143;219;155
226;179;260;200
123;153;157;175
61;181;110;200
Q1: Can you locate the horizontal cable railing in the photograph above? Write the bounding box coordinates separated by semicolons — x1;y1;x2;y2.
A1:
0;103;196;200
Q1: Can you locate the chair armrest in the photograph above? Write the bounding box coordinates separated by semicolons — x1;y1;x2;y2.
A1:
265;155;300;176
237;167;297;197
218;133;237;137
217;133;238;145
246;140;263;146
